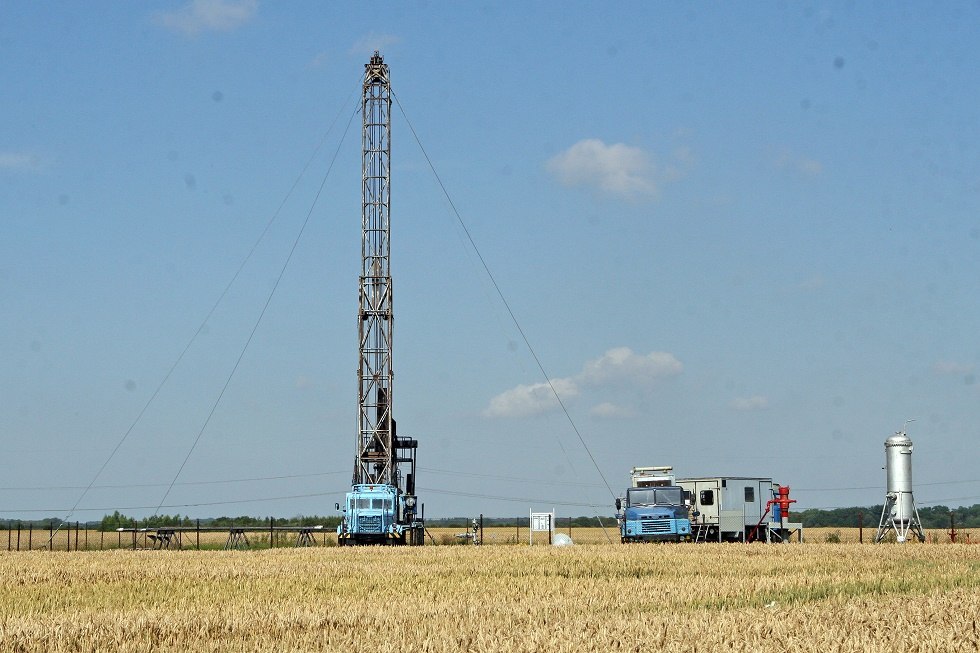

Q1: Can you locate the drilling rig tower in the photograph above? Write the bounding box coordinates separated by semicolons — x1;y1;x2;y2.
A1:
336;52;423;545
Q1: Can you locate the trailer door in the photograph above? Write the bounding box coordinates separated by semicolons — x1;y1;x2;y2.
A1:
688;479;720;525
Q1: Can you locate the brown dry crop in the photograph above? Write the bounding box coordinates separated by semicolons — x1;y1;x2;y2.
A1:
0;543;977;652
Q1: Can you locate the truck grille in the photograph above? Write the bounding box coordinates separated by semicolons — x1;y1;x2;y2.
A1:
640;519;672;534
358;515;382;533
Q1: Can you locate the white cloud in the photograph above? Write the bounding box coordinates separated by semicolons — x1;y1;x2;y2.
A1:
730;395;769;411
796;275;825;291
309;52;330;68
773;149;823;177
590;402;635;419
483;378;580;419
0;151;42;172
546;139;657;198
484;347;682;418
155;0;257;36
797;158;822;176
932;360;974;376
579;347;683;385
349;32;401;56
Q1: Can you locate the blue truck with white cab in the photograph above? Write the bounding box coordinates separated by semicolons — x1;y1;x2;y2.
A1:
337;475;423;546
337;483;422;545
336;428;424;546
615;466;692;543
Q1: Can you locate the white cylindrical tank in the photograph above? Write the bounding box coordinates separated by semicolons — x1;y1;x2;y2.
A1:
884;432;915;526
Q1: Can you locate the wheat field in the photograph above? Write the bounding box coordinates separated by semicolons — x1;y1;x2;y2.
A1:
1;542;978;652
3;525;970;550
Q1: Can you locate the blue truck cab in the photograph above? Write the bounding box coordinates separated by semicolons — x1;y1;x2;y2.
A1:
337;483;422;545
616;485;692;543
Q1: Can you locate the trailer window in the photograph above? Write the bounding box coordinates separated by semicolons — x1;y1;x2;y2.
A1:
744;486;755;502
699;490;714;506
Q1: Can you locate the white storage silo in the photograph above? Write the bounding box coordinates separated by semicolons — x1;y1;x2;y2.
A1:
874;430;925;543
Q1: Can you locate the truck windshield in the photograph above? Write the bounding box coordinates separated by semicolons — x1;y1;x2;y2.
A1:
354;497;392;510
629;488;682;506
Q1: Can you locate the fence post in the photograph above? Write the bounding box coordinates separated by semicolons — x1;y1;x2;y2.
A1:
7;520;11;551
49;522;54;552
17;521;22;551
28;522;32;551
197;519;201;550
270;517;274;549
858;512;864;544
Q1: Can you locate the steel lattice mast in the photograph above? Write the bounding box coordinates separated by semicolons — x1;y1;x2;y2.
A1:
354;51;394;486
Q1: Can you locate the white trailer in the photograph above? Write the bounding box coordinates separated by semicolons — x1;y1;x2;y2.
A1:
678;477;776;542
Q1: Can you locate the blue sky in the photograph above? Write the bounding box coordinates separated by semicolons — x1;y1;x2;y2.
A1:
2;2;978;521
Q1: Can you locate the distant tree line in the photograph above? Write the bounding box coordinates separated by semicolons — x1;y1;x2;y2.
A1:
424;516;609;528
796;504;980;529
2;505;977;530
0;513;344;531
93;512;344;531
0;518;79;530
400;509;980;529
99;511;193;531
0;514;606;531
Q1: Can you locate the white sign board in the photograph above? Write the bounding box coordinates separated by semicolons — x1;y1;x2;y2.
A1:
529;510;554;545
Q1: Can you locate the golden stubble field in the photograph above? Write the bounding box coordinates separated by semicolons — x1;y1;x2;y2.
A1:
2;526;970;550
1;543;978;652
